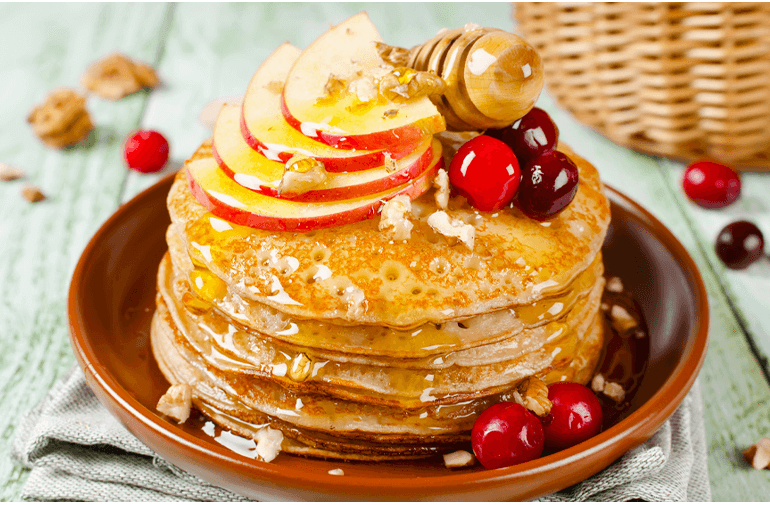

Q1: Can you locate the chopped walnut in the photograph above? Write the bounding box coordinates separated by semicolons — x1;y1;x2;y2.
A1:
375;42;411;67
328;468;345;476
379;68;446;103
255;426;284;462
342;285;367;319
379;195;413;240
0;163;24;181
433;168;450;210
610;305;638;333
427;210;475;250
591;373;605;393
591;373;626;403
277;155;328;197
21;186;46;203
383;109;399;119
606;276;624;293
27;88;94;149
383;152;398;173
515;377;552;417
156;384;193;423
82;52;159;100
324;74;347;98
443;450;477;469
348;76;378;103
744;437;770;470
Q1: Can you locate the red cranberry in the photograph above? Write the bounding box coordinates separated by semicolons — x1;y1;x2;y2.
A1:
542;382;603;450
448;135;520;212
487;108;559;166
471;402;544;470
716;221;764;269
682;161;740;209
517;151;579;220
124;130;170;173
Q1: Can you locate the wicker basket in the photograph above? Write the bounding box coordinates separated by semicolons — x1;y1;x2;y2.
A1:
514;2;770;170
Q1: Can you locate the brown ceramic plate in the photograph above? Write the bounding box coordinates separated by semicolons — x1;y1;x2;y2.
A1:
68;174;708;501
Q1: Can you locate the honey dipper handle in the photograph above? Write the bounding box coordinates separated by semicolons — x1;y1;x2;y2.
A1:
377;29;545;130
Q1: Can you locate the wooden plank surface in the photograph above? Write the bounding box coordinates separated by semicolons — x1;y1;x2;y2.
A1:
2;2;770;501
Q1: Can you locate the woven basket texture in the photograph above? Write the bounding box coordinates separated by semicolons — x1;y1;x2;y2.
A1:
514;2;770;170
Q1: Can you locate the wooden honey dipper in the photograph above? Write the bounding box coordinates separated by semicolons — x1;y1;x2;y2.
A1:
377;24;544;131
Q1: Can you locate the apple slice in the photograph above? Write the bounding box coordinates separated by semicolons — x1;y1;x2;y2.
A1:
282;12;445;151
241;43;419;173
213;103;436;202
187;147;443;232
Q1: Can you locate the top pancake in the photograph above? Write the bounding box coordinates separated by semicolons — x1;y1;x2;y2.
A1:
169;141;610;328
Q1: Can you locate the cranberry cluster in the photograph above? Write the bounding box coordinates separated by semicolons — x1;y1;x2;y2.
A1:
681;161;766;270
471;382;602;470
448;108;579;220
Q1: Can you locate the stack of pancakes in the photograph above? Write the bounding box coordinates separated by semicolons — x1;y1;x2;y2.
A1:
152;141;611;460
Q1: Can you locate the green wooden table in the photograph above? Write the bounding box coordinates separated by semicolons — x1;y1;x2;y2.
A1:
2;3;769;500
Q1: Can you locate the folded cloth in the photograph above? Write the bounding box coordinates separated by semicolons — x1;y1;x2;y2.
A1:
12;366;711;501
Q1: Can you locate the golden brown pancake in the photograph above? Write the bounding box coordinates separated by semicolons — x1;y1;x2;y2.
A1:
151;137;611;460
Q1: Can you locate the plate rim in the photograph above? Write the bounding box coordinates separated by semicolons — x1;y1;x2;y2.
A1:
68;173;709;497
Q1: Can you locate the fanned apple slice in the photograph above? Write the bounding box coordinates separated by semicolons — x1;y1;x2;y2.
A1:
187;148;442;232
282;12;445;151
241;43;419;173
214;104;436;202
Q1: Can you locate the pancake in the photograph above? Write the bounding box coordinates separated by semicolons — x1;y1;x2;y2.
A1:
157;253;605;405
167;141;610;327
152;300;604;458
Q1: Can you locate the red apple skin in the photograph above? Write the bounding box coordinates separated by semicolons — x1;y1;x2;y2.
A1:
213;139;435;203
281;93;446;152
186;160;442;232
239;109;419;173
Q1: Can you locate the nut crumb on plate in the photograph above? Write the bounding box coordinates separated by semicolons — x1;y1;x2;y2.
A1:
21;186;46;203
82;52;160;100
610;304;638;333
591;373;626;403
27;88;93;149
156;384;193;423
606;276;624;293
443;450;476;468
255;426;284;462
744;437;770;470
0;163;24;181
328;468;345;475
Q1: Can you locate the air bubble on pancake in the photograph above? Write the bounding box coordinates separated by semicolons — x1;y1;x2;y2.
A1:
311;247;329;263
429;257;450;275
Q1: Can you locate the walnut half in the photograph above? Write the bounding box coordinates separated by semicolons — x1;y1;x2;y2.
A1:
82;52;159;100
156;384;193;423
28;88;93;149
513;377;552;417
744;437;770;470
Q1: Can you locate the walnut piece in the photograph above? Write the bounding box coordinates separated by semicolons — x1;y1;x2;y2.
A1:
591;373;626;403
324;74;347;98
383;152;398;174
0;163;24;181
379;68;445;103
427;210;474;250
433;168;450;210
156;384;193;423
82;52;159;100
277;155;328;197
21;185;46;203
443;450;477;469
379;195;413;240
27;88;94;149
606;276;624;293
374;42;411;67
745;437;770;470
348;76;378;103
610;305;638;333
342;285;367;319
515;377;552;416
328;468;345;476
255;426;284;462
